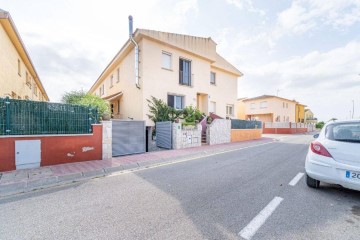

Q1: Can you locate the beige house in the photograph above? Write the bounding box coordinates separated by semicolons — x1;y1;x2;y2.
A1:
0;9;49;101
305;109;318;124
89;24;242;126
238;95;301;123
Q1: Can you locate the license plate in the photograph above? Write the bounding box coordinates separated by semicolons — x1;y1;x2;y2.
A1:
346;171;360;180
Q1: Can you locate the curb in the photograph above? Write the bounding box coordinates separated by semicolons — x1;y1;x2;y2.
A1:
0;139;276;198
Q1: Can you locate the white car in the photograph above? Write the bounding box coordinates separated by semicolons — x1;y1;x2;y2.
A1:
305;120;360;191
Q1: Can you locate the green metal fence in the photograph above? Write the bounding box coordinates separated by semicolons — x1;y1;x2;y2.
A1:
231;119;262;129
0;97;98;135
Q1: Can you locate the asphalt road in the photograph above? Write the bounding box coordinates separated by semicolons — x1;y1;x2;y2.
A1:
1;134;360;240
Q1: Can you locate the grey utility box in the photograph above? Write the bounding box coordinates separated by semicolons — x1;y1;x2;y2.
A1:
15;140;41;169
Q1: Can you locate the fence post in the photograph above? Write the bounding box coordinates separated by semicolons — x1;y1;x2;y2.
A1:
5;97;10;135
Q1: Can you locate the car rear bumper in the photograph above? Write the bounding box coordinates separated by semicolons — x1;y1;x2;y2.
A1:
305;153;360;191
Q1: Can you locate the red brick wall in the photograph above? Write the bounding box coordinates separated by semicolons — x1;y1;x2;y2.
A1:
0;125;102;172
262;125;308;134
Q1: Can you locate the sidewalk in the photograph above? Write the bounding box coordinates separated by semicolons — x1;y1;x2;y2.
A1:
0;138;275;197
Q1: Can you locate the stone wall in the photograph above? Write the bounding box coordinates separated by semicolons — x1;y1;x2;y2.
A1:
101;121;112;160
172;123;202;149
207;119;231;145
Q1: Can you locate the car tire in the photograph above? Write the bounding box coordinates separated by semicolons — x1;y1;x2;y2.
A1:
306;174;320;188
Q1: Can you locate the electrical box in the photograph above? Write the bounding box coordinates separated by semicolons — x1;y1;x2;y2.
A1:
15;140;41;169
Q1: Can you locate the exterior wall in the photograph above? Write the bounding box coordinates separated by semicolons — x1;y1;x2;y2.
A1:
0;22;46;101
237;100;246;119
231;129;262;142
244;97;296;122
0;125;102;172
295;104;306;123
141;38;238;126
245;114;273;123
172;123;201;149
90;42;144;121
206;119;231;145
102;121;112;160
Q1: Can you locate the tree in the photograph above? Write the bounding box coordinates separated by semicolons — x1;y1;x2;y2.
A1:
315;121;325;129
146;96;182;123
61;91;110;119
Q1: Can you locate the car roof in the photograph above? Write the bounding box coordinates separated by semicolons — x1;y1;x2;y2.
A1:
326;119;360;125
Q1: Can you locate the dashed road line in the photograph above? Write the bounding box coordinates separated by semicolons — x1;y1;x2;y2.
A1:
239;196;284;240
289;172;305;186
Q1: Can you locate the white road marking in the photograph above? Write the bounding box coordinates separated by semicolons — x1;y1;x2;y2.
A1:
289;172;305;186
239;196;284;240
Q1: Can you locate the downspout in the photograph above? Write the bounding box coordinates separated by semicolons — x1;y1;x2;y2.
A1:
128;15;140;89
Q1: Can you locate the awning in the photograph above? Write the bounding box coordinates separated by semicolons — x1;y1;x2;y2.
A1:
102;92;123;102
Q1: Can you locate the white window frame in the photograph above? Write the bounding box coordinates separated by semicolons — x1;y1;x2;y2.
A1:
117;68;120;83
226;104;234;116
162;51;172;70
210;72;216;85
250;103;256;109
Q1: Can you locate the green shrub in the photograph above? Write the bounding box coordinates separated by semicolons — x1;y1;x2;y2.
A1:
315;121;325;129
61;90;110;120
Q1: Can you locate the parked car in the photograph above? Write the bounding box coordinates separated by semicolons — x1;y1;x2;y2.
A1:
305;120;360;191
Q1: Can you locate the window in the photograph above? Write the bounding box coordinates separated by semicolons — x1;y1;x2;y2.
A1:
26;72;31;88
226;104;234;116
117;68;120;83
167;94;184;110
260;101;268;108
110;75;114;88
283;102;285;108
250;103;256;109
162;51;172;70
326;123;360;143
286;116;289;122
18;59;21;76
286;103;288;108
179;58;191;86
210;72;216;85
276;115;280;122
99;84;105;96
210;101;216;113
33;85;38;96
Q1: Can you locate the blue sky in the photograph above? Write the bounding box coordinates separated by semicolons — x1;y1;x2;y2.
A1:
1;0;360;121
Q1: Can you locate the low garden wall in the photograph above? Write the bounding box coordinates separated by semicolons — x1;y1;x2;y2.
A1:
231;129;262;142
0;125;103;172
263;122;313;134
206;119;231;145
172;123;202;149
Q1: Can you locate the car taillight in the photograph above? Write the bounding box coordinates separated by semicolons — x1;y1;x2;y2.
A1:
310;141;333;158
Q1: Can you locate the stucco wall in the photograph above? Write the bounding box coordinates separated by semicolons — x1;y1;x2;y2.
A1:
172;123;201;149
0;125;103;172
141;38;238;125
231;129;262;142
0;23;45;101
244;97;296;122
206;119;231;145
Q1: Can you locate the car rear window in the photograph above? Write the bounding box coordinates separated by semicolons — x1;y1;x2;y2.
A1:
325;122;360;143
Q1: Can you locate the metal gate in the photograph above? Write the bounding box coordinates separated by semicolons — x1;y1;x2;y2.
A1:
112;120;146;157
156;121;172;149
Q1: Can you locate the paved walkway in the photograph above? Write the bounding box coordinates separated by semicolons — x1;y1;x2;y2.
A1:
0;138;275;197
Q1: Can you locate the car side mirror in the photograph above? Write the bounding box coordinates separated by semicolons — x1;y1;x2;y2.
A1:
313;134;319;139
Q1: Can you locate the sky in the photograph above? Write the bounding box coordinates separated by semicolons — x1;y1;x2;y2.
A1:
1;0;360;121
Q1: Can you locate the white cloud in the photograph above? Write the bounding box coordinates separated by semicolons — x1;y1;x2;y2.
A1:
277;0;360;36
226;0;266;16
238;41;360;121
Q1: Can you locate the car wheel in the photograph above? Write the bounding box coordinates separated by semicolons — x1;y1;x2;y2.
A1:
306;174;320;188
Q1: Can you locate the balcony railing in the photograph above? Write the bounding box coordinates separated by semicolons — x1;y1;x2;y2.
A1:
179;71;192;86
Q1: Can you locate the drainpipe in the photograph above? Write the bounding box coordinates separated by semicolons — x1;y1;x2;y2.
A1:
128;15;140;89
